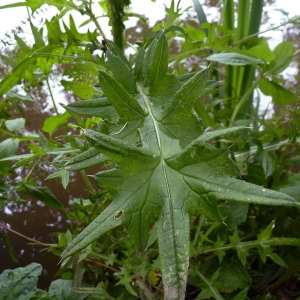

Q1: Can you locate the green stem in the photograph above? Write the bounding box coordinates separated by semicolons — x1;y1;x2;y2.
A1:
46;77;59;115
24;158;41;182
193;215;205;246
230;78;260;123
84;2;107;39
196;270;224;300
80;170;94;194
232;16;300;47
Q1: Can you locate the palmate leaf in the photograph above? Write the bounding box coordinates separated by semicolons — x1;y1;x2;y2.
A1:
61;32;298;299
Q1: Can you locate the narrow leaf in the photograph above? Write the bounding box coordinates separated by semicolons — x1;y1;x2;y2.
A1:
143;33;168;94
207;53;263;65
98;71;146;120
106;50;137;94
64;148;109;171
84;129;154;166
63;98;117;120
162;69;208;120
61;200;125;260
23;184;64;210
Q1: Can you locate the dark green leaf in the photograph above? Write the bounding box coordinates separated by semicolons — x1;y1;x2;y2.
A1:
63;98;118;121
214;262;252;293
0;263;42;300
61;34;298;297
64;148;109;171
49;279;87;300
98;71;146;120
106;50;137;94
23;184;64;210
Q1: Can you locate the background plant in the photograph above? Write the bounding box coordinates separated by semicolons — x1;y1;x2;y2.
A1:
0;0;300;299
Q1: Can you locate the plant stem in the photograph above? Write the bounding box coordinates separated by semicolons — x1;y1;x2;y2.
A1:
230;78;260;123
80;170;94;193
193;215;205;246
46;77;59;115
84;2;107;39
232;16;300;47
0;223;47;247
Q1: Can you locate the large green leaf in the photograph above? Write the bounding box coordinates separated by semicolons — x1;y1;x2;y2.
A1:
61;33;298;299
0;263;42;300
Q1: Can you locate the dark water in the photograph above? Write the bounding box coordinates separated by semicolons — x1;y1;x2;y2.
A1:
0;171;90;289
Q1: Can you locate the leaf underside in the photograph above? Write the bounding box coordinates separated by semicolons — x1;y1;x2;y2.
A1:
61;32;297;299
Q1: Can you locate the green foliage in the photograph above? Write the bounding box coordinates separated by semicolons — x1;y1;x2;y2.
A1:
0;263;86;300
60;32;298;299
0;0;300;299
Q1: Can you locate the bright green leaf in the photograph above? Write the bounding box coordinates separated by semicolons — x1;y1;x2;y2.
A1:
259;78;297;105
248;37;275;62
42;112;70;135
268;41;294;74
61;62;101;99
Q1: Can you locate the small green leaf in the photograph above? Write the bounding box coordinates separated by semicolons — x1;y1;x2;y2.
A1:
5;118;25;132
46;169;70;189
0;138;19;174
233;288;249;300
262;151;274;178
259;78;297;105
6;91;34;101
42;112;70;135
64;148;109;171
268;41;294;74
219;201;248;230
268;252;286;267
207;53;263;65
248;37;275;62
258;220;275;241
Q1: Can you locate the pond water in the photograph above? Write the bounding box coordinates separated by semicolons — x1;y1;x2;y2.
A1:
0;0;299;290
